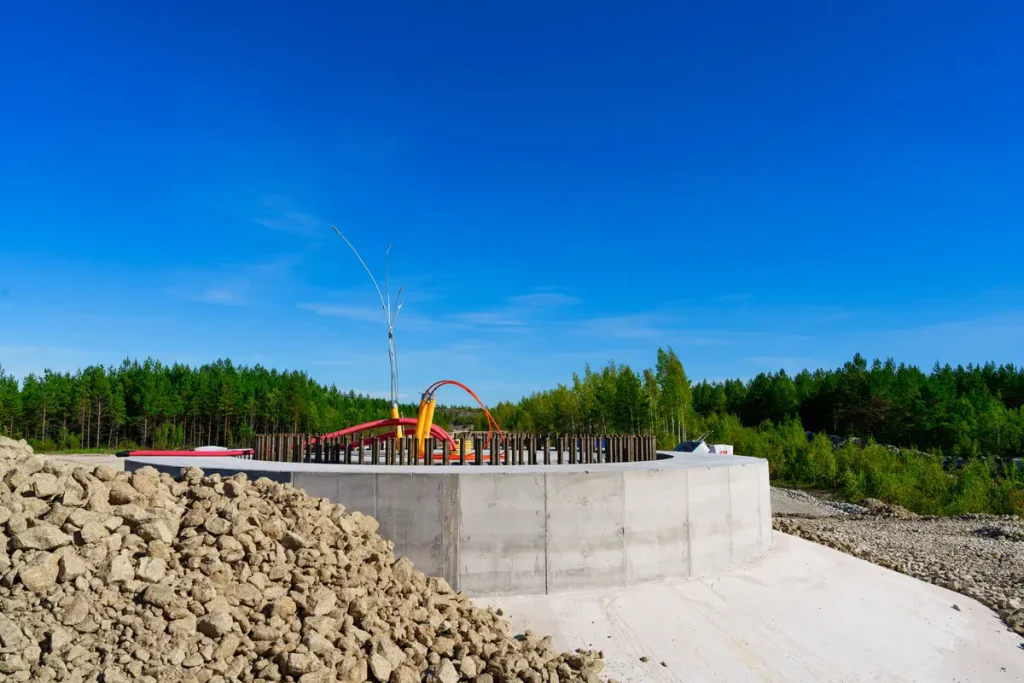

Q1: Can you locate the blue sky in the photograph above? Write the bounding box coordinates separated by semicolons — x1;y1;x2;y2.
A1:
1;1;1023;402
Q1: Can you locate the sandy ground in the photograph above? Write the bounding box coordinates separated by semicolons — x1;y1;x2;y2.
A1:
479;533;1024;683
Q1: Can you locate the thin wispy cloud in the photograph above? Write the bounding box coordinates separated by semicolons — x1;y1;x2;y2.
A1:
449;312;527;328
578;313;673;340
252;196;327;237
163;256;300;308
440;289;581;331
253;211;324;235
506;292;582;307
193;288;246;306
165;283;249;306
297;303;381;323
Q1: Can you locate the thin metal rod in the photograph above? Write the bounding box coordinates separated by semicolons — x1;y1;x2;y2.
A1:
332;226;404;407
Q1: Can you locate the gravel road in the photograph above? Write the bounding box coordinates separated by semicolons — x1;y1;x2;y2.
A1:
772;486;1024;638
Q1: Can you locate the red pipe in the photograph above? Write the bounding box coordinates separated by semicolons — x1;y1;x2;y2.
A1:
117;449;254;458
343;424;454;451
317;418;458;450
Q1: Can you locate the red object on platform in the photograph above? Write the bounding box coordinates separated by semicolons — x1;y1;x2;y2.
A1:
117;449;254;458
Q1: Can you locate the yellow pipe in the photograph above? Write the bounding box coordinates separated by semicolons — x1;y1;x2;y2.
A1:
420;398;437;458
414;398;429;457
390;404;403;439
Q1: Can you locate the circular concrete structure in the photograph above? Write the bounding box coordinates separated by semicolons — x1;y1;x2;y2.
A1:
126;451;772;596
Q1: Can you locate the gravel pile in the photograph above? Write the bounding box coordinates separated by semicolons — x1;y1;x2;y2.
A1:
0;437;606;682
775;514;1024;637
770;487;866;517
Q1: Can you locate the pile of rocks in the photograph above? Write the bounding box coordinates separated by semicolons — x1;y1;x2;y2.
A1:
0;446;605;682
775;514;1024;637
0;435;33;461
856;498;919;520
770;487;866;517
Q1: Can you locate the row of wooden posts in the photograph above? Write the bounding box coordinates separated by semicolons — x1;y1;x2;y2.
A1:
251;433;658;466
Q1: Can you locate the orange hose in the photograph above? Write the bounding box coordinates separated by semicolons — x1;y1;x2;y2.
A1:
423;379;505;459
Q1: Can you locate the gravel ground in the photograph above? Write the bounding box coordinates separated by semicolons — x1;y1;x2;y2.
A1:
770;487;866;517
772;487;1024;638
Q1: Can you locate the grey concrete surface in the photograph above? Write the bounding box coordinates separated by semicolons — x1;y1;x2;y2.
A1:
480;533;1024;683
128;451;771;595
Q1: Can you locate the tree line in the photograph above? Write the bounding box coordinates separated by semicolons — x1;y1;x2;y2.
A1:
477;348;692;444
2;351;1023;464
494;351;1024;460
490;350;1024;515
0;359;462;451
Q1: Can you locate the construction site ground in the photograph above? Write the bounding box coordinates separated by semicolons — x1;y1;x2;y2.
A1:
481;533;1024;683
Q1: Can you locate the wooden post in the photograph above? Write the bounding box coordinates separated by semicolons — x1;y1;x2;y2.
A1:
459;437;466;466
472;436;481;466
442;438;450;466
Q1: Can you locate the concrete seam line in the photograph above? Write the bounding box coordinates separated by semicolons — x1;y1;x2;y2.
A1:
543;472;549;595
620;470;626;587
755;463;763;551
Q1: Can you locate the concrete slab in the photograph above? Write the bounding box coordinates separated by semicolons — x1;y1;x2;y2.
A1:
459;473;547;595
686;465;732;576
623;468;689;583
545;471;626;591
481;533;1024;683
332;473;378;517
375;474;448;579
727;463;764;564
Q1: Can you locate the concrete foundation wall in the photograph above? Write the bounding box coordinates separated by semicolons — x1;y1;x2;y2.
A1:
130;452;771;596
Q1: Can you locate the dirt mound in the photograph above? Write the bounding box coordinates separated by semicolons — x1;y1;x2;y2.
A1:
0;449;605;682
857;498;919;519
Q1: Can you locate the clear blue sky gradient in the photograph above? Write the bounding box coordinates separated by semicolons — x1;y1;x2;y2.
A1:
2;2;1023;402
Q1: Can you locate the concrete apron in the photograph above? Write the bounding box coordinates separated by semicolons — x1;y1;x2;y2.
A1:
479;533;1024;683
127;451;772;596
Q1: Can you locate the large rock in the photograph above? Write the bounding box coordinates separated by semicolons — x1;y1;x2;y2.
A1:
13;523;72;551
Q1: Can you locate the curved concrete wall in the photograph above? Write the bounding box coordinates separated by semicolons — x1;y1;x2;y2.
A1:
127;452;771;596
